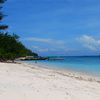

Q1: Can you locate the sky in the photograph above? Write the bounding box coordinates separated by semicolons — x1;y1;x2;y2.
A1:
2;0;100;56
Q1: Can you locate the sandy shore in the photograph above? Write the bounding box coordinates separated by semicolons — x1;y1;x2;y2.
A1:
0;62;100;100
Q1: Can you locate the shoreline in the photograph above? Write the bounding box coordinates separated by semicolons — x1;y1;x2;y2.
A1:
21;62;100;83
0;62;100;100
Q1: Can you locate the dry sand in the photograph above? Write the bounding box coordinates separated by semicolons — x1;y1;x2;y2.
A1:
0;62;100;100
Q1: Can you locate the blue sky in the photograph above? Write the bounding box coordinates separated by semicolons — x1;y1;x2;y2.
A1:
3;0;100;56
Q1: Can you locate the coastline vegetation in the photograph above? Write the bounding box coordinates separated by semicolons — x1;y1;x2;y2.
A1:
0;33;38;62
0;0;38;62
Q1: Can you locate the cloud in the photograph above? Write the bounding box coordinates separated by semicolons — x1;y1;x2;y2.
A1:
25;37;70;54
32;45;67;53
38;48;49;52
77;35;100;50
25;37;66;46
32;46;49;52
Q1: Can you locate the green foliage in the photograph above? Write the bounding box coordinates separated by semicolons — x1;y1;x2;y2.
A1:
0;33;38;61
0;0;8;30
0;0;7;4
0;0;38;62
0;25;8;30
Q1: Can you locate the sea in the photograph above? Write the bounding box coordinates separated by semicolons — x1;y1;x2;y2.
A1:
21;56;100;76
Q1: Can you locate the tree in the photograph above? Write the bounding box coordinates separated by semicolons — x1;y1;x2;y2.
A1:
0;33;38;62
0;0;8;30
0;0;38;62
0;0;7;3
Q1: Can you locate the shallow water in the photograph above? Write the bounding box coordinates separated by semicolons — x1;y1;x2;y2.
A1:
21;56;100;76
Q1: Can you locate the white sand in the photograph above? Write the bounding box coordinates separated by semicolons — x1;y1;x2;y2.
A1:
0;62;100;100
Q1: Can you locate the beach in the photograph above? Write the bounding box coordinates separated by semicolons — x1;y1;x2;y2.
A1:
0;62;100;100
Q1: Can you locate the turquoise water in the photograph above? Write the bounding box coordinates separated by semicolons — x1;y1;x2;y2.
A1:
23;56;100;76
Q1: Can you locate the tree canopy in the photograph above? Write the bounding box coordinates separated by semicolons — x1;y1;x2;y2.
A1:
0;0;38;62
0;33;38;61
0;0;8;30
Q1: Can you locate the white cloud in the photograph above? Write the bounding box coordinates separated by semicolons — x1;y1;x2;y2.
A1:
38;48;49;52
25;37;70;54
25;37;66;47
32;46;49;52
25;37;67;51
32;46;39;49
32;45;69;53
77;35;100;50
32;46;60;53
